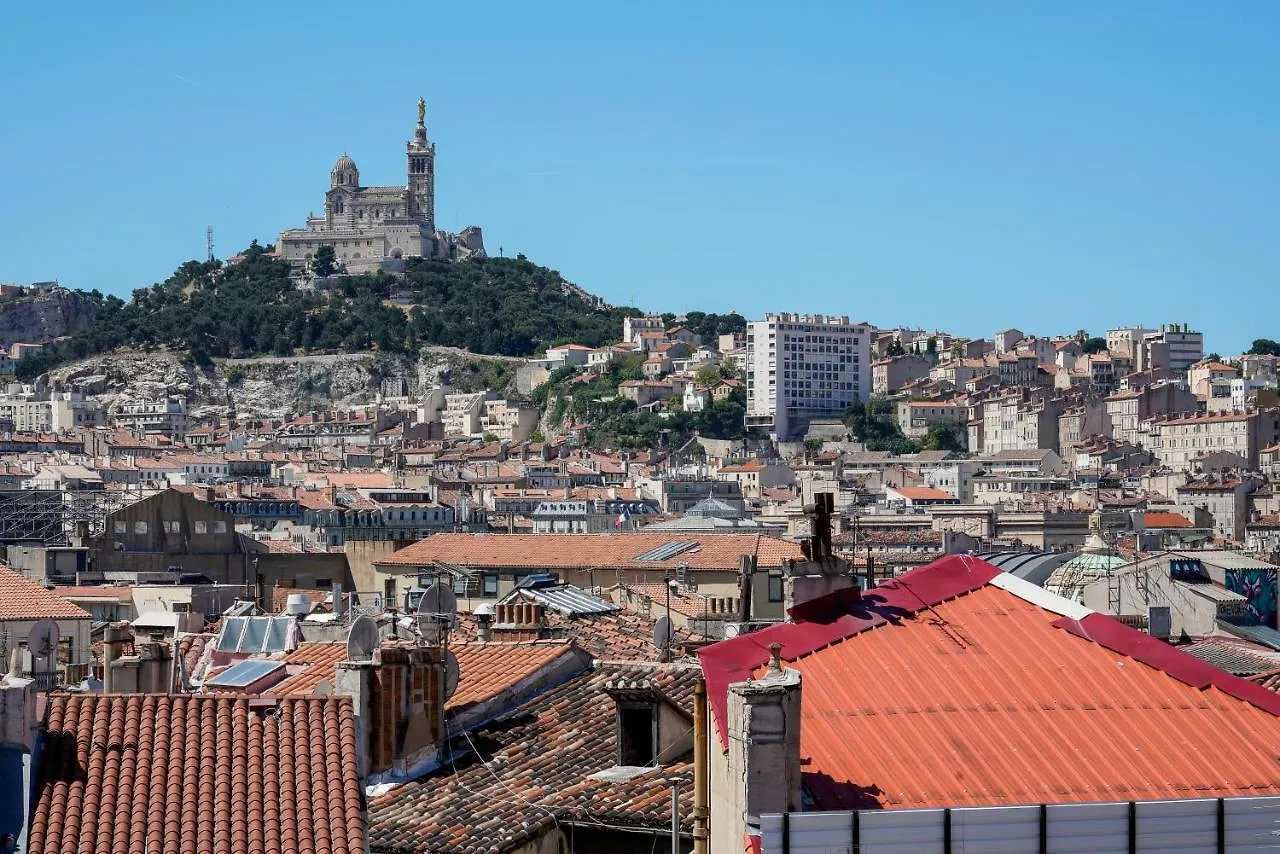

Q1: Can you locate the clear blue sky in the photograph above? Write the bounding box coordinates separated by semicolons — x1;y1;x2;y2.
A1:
2;1;1277;353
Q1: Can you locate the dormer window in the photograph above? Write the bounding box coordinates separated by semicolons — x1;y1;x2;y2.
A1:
604;678;694;769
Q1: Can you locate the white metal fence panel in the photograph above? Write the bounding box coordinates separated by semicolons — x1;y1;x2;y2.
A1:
761;796;1280;854
1226;797;1280;851
951;805;1040;853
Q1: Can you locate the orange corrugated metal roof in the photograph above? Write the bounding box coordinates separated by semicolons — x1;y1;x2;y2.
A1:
1144;511;1194;529
701;556;1280;813
776;584;1280;810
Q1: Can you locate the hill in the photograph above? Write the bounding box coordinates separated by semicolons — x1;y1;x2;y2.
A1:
17;244;641;381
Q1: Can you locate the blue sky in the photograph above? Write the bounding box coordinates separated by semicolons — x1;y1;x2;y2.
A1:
1;1;1276;352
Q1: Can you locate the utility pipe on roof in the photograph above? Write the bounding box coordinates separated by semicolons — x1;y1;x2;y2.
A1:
693;678;710;854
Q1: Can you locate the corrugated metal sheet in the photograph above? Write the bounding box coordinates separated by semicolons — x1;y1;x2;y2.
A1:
506;584;619;617
792;586;1280;809
702;556;1280;816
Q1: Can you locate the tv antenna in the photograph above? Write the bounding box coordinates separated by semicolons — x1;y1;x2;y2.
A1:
345;615;379;662
207;226;214;263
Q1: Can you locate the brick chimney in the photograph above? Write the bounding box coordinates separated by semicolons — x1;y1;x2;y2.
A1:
336;640;443;781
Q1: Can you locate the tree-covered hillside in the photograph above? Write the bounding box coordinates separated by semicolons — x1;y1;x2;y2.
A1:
18;244;643;380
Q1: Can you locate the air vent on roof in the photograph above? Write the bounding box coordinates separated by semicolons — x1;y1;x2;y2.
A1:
634;540;699;562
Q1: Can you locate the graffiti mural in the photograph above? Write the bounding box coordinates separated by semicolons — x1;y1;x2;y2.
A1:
1225;568;1279;628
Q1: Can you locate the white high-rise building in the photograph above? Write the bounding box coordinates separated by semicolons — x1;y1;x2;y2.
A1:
745;313;870;440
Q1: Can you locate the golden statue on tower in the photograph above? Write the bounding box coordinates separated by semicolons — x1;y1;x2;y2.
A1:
417;97;426;125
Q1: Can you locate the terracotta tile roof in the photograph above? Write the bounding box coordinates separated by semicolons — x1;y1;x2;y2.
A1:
265;641;350;696
0;569;93;621
50;585;133;601
177;632;218;681
368;664;699;853
889;486;957;501
1143;511;1194;528
377;532;803;571
832;529;944;548
701;555;1280;812
452;609;700;660
448;642;579;712
612;583;711;618
32;694;366;854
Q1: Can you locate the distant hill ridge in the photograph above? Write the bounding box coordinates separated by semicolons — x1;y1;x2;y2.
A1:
17;244;639;380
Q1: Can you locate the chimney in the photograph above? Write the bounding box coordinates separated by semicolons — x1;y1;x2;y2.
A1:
102;621;131;693
0;672;38;753
716;643;803;842
337;641;443;781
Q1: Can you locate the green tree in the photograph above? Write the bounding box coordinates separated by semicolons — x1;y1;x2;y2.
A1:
1081;337;1108;354
885;339;906;357
693;364;721;388
312;246;337;277
1249;339;1280;356
922;423;963;452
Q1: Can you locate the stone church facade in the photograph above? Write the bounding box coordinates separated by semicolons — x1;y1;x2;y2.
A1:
278;99;484;274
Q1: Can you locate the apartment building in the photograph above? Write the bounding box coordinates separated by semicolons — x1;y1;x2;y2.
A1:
1145;323;1204;372
996;352;1038;388
113;398;187;438
871;354;931;395
745;313;870;440
622;315;665;343
441;391;498;438
969;392;1064;455
1144;409;1280;471
1187;360;1238;412
478;398;540;442
896;401;962;440
1104;382;1198;448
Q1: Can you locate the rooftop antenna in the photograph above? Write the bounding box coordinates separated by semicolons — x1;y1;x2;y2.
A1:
206;226;214;263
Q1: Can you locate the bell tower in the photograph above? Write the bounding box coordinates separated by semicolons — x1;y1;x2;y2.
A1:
407;97;436;231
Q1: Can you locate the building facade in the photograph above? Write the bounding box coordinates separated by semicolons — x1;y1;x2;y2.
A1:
745;313;870;440
278;99;484;273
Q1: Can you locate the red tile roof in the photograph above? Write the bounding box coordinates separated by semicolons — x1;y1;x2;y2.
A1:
890;486;957;501
32;694;366;854
448;642;578;711
264;641;350;696
1143;511;1194;528
377;532;803;571
0;569;93;620
368;664;698;853
700;556;1280;811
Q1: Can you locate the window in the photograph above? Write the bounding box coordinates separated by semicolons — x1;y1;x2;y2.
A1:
767;574;784;602
114;521;126;535
163;520;181;534
134;521;148;534
483;574;499;597
214;521;228;534
617;704;656;766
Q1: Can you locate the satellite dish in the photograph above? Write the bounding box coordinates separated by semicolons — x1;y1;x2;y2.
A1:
417;615;444;646
416;583;457;625
345;615;378;662
652;615;673;651
28;619;59;660
443;650;459;702
723;623;741;639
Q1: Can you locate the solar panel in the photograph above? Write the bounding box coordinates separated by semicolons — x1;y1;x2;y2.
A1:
216;617;247;652
634;541;699;562
206;659;284;688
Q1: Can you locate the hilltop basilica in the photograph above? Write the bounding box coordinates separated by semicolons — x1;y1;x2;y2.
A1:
278;98;485;274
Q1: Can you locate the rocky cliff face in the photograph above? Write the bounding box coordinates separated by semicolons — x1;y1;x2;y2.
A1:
43;347;521;421
0;289;99;348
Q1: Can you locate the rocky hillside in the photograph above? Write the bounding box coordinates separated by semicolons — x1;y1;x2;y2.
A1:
44;347;521;421
0;289;99;349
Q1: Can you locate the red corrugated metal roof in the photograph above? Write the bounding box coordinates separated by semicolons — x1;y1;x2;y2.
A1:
699;556;1280;812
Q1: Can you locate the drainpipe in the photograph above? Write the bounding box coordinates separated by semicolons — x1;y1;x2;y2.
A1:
693;678;710;854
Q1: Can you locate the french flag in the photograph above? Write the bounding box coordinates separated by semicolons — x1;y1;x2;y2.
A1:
616;507;631;528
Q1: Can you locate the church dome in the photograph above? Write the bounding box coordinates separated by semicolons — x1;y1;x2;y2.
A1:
331;153;358;174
